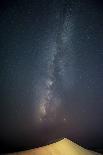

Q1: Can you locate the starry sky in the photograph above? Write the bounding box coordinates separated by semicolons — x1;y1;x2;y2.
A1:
0;0;103;153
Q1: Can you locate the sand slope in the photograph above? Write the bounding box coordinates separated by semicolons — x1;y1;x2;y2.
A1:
7;138;102;155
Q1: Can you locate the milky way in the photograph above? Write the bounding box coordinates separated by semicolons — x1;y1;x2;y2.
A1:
34;5;75;124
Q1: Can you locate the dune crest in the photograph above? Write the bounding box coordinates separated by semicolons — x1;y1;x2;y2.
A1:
7;138;102;155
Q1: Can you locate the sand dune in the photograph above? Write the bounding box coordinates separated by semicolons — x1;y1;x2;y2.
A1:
7;138;102;155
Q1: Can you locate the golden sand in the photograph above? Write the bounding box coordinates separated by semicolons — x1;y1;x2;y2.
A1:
7;138;102;155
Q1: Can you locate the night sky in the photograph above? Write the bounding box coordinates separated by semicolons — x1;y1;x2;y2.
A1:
0;0;103;153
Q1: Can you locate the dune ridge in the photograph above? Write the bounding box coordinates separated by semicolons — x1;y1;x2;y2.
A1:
7;138;102;155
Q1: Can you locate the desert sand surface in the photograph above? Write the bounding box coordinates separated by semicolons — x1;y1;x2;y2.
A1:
6;138;102;155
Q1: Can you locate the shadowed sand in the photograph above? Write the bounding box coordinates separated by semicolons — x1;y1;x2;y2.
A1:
7;138;102;155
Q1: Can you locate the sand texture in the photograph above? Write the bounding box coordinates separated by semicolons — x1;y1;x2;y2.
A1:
6;138;102;155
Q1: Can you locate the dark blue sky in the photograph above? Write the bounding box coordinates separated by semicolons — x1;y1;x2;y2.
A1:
0;0;103;153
